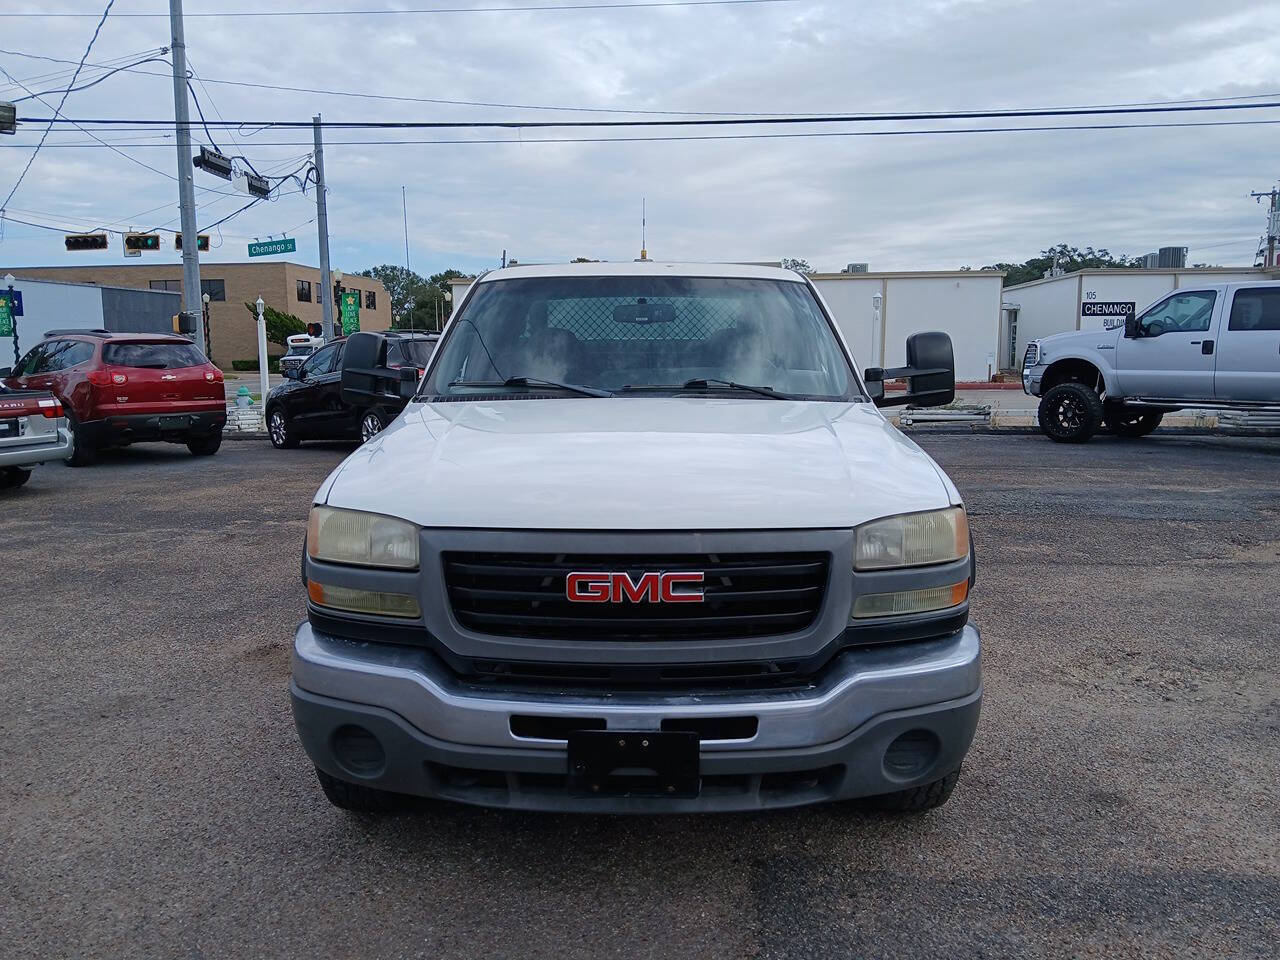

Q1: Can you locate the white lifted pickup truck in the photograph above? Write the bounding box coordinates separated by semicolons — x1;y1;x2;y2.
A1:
291;262;980;815
1023;280;1280;442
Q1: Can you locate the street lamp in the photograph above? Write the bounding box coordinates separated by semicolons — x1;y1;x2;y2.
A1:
201;292;211;359
254;296;269;416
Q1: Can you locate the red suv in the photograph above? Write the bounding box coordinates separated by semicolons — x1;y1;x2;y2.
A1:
0;330;226;465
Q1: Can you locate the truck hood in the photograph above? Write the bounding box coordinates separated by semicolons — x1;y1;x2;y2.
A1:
1037;326;1122;356
320;398;956;530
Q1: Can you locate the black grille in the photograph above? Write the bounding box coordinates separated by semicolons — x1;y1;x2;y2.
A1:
443;551;829;641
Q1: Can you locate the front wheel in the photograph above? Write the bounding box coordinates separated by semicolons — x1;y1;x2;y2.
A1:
862;768;962;813
359;409;386;443
1105;404;1163;438
267;407;299;449
186;431;223;456
0;467;32;489
1037;382;1104;443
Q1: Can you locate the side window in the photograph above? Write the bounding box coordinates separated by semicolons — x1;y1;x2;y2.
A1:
303;343;339;377
1138;291;1216;336
36;340;70;372
1228;288;1280;332
61;341;94;368
14;344;47;376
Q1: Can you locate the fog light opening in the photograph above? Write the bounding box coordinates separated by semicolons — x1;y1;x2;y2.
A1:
883;728;941;780
331;724;386;778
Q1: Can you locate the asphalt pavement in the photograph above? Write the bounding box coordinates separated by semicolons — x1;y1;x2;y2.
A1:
2;434;1278;959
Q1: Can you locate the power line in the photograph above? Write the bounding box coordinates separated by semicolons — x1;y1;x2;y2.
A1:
0;0;117;214
23;99;1280;133
16;118;1280;149
5;46;1279;120
1;0;799;17
10;56;172;103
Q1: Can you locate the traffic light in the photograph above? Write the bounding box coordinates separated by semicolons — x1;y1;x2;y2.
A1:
245;173;269;199
65;233;109;251
175;233;210;251
194;146;233;180
0;101;16;136
124;233;161;255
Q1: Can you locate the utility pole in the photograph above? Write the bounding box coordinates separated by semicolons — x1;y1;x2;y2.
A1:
314;115;335;341
1252;187;1279;269
168;0;203;351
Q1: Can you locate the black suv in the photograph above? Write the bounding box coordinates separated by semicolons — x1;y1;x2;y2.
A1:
265;331;438;447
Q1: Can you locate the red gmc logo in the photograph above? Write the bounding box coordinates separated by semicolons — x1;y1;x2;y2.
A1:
566;571;705;604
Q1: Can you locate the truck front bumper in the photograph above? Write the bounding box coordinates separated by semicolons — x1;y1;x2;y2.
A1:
291;622;982;813
1023;367;1044;396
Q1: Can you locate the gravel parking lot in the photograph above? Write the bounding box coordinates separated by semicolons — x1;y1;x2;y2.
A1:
3;434;1278;959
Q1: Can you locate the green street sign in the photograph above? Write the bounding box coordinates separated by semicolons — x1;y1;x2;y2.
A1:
0;295;12;338
247;237;296;258
340;291;361;335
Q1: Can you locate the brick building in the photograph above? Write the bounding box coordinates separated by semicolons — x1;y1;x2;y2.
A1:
0;262;390;368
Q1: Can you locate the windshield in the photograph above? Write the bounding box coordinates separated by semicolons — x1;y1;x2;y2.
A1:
423;276;857;399
284;346;312;358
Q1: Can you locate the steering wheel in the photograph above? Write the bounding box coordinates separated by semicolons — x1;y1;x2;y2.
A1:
1145;319;1166;337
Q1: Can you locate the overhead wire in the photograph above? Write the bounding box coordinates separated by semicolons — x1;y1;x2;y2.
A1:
0;1;802;18
0;0;118;214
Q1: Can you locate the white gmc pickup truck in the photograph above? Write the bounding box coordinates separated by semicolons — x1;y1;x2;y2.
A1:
1023;280;1280;442
291;262;981;815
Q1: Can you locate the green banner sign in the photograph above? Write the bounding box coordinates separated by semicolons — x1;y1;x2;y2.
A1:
247;237;297;258
340;291;361;335
0;295;13;338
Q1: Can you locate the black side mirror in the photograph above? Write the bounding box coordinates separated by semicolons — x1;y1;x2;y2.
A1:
869;331;956;408
398;366;420;400
282;365;298;380
1124;315;1140;338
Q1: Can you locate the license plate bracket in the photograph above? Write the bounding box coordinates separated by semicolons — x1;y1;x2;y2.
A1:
158;415;189;430
567;730;700;798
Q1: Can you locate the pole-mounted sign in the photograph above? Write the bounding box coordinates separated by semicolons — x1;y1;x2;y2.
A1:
248;238;296;258
340;290;361;335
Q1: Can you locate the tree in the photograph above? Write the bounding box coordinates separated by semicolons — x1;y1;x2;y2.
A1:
244;301;304;345
358;264;429;322
780;257;815;275
973;244;1141;286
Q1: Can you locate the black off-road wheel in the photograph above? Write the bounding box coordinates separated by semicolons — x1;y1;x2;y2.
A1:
0;467;32;489
1105;403;1164;438
862;768;962;813
314;767;410;814
267;407;299;449
186;431;223;456
1038;382;1104;443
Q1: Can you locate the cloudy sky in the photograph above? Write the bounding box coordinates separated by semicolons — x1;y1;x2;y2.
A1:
1;0;1278;279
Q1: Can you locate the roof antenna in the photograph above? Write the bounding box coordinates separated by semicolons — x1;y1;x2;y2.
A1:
639;198;648;262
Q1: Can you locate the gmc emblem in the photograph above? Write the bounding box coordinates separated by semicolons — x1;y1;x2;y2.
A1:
566;571;705;604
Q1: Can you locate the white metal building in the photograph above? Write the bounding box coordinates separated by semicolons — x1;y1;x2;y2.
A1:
0;275;180;366
450;268;1007;382
1004;266;1280;366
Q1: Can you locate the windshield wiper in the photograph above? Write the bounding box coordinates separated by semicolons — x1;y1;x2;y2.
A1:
448;376;614;398
678;378;795;400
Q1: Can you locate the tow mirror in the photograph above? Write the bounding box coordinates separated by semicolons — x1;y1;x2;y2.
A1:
867;331;956;408
282;365;298;380
398;366;419;400
1124;315;1140;338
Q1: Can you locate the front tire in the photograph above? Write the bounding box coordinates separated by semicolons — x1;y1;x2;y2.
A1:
359;409;386;443
1105;404;1163;438
1038;382;1104;443
267;407;299;449
314;767;409;814
186;431;222;456
0;467;32;489
863;768;962;813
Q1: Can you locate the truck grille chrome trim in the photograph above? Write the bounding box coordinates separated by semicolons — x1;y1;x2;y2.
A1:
443;551;829;641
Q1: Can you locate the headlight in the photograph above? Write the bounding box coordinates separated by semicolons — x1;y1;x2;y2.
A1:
1023;342;1040;366
852;581;968;619
307;581;421;618
307;506;419;569
855;507;969;571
